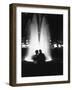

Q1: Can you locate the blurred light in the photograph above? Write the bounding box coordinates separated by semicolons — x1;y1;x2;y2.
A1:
22;43;29;48
58;44;61;48
54;44;57;48
26;40;29;45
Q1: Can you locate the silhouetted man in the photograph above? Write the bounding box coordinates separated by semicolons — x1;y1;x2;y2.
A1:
38;49;46;64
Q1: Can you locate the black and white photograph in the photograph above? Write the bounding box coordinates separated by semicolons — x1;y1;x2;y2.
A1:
21;13;63;77
9;4;70;86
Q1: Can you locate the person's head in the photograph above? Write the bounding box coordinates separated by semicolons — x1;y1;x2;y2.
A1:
35;50;38;55
39;49;42;54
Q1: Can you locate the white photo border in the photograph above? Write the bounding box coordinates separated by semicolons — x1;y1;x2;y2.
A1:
16;6;69;84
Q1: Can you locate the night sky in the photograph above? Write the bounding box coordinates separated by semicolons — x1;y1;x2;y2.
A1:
21;13;63;43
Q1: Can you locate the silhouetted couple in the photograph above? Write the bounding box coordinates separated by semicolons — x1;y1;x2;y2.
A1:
32;49;46;64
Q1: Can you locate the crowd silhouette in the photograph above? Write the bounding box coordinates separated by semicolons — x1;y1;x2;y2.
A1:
32;49;46;64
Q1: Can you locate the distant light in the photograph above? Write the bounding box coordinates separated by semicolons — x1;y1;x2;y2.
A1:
54;44;57;48
26;40;29;44
58;44;61;48
22;43;29;48
22;44;26;48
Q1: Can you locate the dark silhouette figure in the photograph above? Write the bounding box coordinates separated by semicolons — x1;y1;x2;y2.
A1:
37;49;46;64
32;49;46;64
32;50;39;63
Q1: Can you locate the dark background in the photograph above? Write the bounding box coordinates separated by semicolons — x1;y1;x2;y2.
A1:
21;13;63;77
22;13;63;42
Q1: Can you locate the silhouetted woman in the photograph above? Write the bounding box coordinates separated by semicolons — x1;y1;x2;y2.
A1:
32;50;39;63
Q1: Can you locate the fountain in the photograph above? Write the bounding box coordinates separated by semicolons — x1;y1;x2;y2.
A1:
24;14;52;62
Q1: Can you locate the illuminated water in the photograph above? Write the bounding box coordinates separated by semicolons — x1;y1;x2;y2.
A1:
25;15;52;62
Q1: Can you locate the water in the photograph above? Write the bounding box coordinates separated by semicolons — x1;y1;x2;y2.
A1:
25;14;52;62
